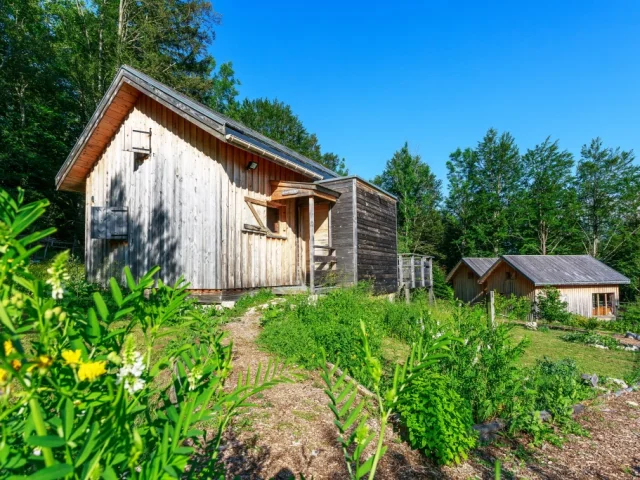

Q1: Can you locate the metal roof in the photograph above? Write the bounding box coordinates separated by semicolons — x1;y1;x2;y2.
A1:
56;65;339;190
446;257;498;282
464;257;499;277
482;255;630;286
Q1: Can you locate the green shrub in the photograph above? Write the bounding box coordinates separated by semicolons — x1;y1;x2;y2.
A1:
494;292;532;321
259;285;386;385
529;358;594;423
397;370;476;465
561;331;620;349
0;188;286;478
536;286;571;323
438;306;528;422
432;264;454;300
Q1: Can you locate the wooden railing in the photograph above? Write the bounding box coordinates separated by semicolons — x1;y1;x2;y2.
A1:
398;254;434;302
312;245;337;289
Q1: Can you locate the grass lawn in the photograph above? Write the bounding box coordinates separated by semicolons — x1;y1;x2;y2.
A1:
511;326;638;380
382;326;638;381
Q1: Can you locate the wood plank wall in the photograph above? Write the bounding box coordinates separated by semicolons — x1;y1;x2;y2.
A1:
326;179;357;284
451;264;485;303
85;93;306;289
355;180;397;293
482;261;535;300
538;285;620;318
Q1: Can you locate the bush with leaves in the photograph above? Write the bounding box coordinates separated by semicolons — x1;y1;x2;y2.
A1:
494;292;532;321
319;321;451;479
0;189;287;478
535;286;571;323
259;285;387;387
396;370;476;465
436;305;528;423
560;331;620;350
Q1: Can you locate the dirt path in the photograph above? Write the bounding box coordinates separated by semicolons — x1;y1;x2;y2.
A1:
219;308;640;479
219;306;437;479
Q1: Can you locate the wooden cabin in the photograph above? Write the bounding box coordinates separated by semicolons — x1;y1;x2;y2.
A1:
446;257;498;303
455;255;629;318
55;66;398;299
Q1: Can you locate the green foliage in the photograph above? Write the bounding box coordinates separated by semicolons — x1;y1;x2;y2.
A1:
438;306;528;422
575;138;640;259
494;292;532;321
259;286;386;386
319;320;451;479
561;331;620;350
444;128;521;259
372;143;443;257
517;138;577;255
432;264;454;300
0;189;287;478
509;358;592;445
397;370;476;465
227;98;348;175
536;286;571;323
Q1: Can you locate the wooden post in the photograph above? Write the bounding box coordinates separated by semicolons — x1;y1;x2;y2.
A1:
488;290;495;327
410;255;415;289
420;256;425;288
309;196;315;293
398;255;403;292
428;257;434;304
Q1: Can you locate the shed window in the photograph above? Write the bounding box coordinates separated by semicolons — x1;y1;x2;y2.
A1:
592;293;614;316
266;206;280;234
505;271;513;280
242;197;286;239
467;271;474;280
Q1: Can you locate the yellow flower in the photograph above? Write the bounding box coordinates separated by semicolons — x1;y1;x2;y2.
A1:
61;350;83;367
4;340;13;356
78;361;107;382
0;368;7;385
11;359;21;371
37;355;53;369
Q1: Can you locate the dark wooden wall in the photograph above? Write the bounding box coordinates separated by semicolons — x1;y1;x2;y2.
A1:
355;180;398;292
326;178;357;284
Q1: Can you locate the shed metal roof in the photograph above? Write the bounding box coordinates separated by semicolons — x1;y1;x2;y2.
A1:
480;255;630;286
445;257;498;282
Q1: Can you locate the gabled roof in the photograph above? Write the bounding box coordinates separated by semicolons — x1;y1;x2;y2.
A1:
477;255;630;286
56;65;339;192
446;257;498;282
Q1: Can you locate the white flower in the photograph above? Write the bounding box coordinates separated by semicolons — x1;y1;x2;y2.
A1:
33;448;42;457
116;337;146;395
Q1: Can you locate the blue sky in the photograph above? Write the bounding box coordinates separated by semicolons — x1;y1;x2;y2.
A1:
212;0;640;184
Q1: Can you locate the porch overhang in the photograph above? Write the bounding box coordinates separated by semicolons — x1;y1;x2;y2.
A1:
270;181;341;203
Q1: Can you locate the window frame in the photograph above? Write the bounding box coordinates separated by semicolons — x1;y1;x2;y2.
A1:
243;196;287;240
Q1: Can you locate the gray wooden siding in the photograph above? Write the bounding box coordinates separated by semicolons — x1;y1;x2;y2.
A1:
355;180;397;292
325;178;357;284
85;93;305;289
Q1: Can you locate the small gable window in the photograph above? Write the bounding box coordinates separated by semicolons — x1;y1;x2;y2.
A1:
505;271;513;280
467;271;474;280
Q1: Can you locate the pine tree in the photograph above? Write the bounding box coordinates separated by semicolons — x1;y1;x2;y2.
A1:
372;143;443;256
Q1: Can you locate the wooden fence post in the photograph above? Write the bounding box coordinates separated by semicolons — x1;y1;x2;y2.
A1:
428;257;434;304
309;196;315;293
420;257;425;288
488;290;495;327
398;255;403;293
410;255;415;289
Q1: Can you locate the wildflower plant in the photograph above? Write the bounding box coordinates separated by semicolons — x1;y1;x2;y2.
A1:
0;188;288;478
319;320;451;480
